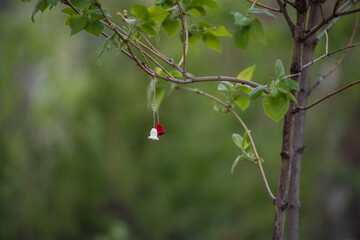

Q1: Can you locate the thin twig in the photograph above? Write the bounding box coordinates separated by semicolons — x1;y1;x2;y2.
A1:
246;0;282;12
318;0;356;39
176;0;187;71
302;42;360;69
296;80;360;112
175;85;276;201
277;0;295;35
302;3;360;41
311;13;358;91
324;30;329;54
283;0;296;8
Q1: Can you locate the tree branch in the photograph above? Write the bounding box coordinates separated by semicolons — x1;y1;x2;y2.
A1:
176;0;187;71
302;4;360;41
310;13;358;92
302;42;360;70
246;0;282;12
277;0;295;35
175;85;276;201
295;80;360;112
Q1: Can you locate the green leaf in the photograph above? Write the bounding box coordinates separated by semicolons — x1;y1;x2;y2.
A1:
242;131;249;148
249;19;266;44
46;0;59;6
208;26;232;37
279;89;298;104
249;85;266;100
275;59;285;78
240;85;253;95
162;18;180;37
69;15;88;36
204;0;220;9
85;20;104;37
70;0;89;9
131;4;150;22
213;102;228;113
188;35;200;44
61;7;77;15
263;93;289;122
234;27;249;50
234;95;250;110
247;8;276;18
148;5;169;24
97;39;112;66
138;23;158;36
39;0;49;11
279;78;300;91
231;155;241;174
90;8;110;21
237;64;256;81
232;133;243;149
233;12;252;26
202;33;221;52
218;83;229;91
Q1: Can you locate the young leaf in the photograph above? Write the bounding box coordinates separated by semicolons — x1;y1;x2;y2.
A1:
97;40;112;66
247;8;276;18
70;0;89;9
69;15;88;36
131;4;150;22
279;89;298;104
85;20;104;37
249;19;266;44
242;131;249;148
231;155;241;174
279;78;300;91
208;26;232;37
218;84;229;91
275;59;285;78
202;33;221;52
234;27;249;50
240;85;253;95
249;85;266;100
46;0;59;6
232;133;243;149
204;0;220;9
262;93;289;122
237;64;256;81
162;18;180;37
148;5;169;24
138;23;158;36
90;8;110;21
234;95;250;111
61;7;77;15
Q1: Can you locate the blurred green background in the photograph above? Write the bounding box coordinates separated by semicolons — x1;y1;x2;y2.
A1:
1;1;360;239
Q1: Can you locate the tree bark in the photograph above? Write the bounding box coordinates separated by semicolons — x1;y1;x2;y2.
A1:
287;3;320;240
272;2;308;239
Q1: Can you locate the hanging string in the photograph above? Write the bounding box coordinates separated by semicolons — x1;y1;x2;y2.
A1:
152;76;160;127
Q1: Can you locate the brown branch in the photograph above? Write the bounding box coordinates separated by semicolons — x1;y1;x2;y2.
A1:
310;13;358;92
277;0;295;35
246;0;282;12
295;80;360;112
302;5;360;41
283;0;296;9
302;42;360;70
175;85;276;201
176;0;187;72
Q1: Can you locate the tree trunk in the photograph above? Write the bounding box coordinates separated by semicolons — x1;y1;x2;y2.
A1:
287;3;320;240
272;1;308;239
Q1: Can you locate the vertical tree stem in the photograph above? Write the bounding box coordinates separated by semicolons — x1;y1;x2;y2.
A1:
272;4;307;239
